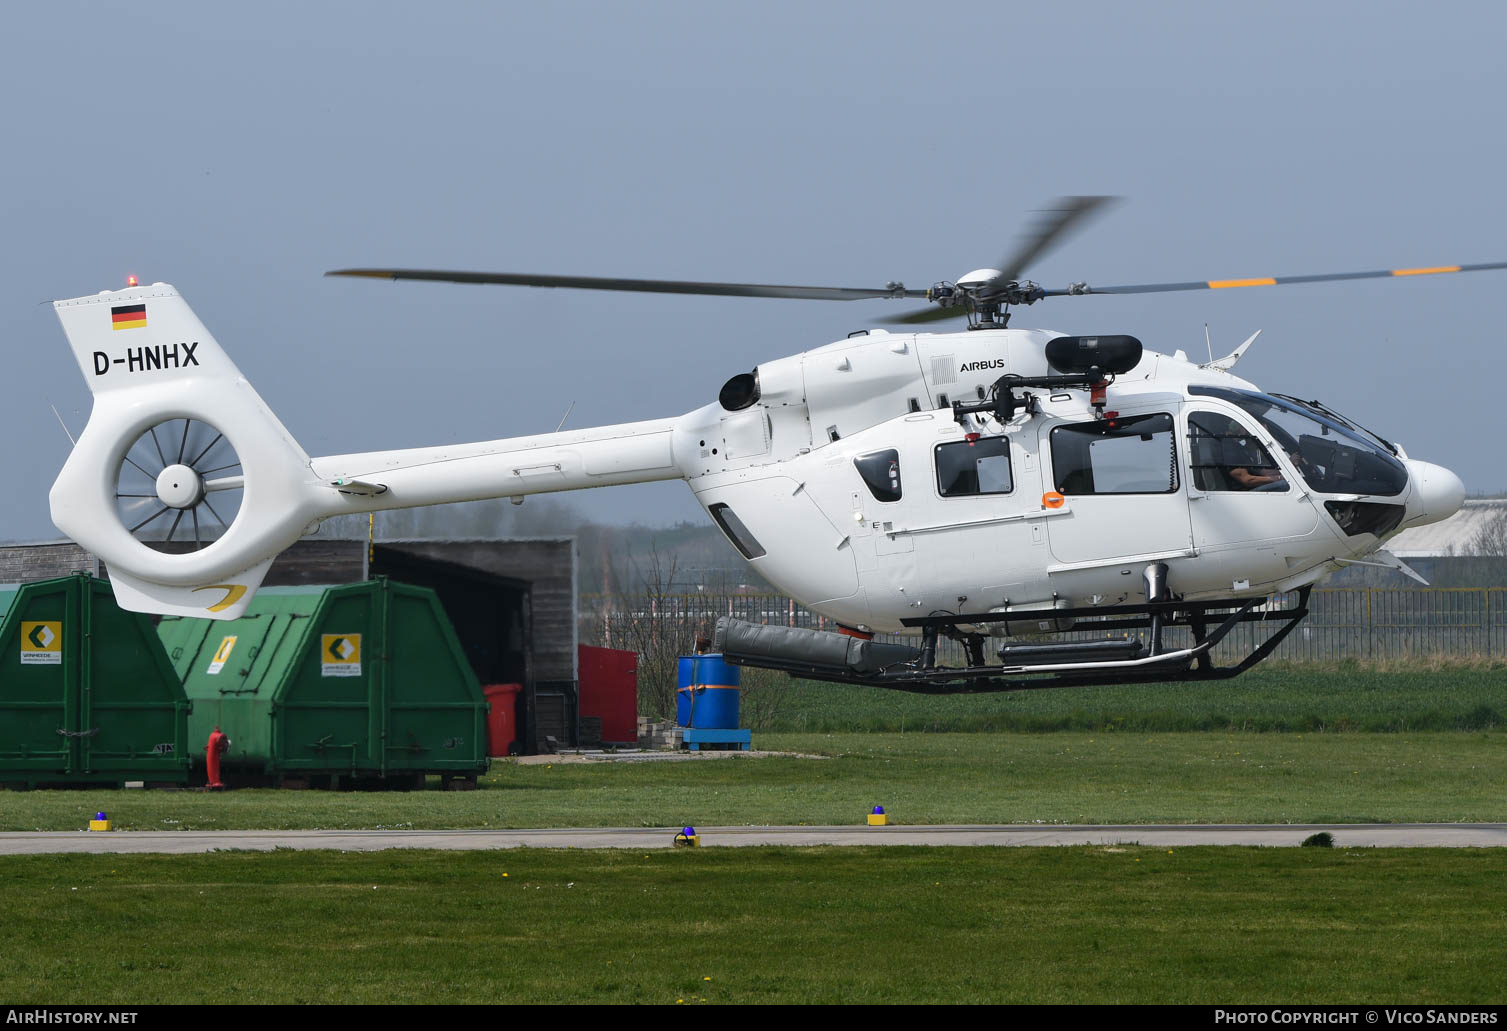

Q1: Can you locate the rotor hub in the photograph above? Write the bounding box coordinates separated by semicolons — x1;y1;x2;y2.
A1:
155;464;205;510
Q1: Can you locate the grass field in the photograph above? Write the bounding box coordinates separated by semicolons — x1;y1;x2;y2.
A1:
4;731;1503;831
761;665;1507;733
3;847;1504;1004
5;669;1503;1006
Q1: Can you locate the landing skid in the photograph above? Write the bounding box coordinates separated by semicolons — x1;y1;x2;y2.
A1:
716;588;1311;694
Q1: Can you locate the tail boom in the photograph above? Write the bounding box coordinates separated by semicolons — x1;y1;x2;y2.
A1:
308;416;681;511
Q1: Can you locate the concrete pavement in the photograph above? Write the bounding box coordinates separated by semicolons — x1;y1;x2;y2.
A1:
1;823;1504;854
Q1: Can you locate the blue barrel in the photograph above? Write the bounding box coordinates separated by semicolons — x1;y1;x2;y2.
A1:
676;654;741;729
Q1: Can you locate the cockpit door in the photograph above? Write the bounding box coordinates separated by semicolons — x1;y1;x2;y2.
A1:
1183;407;1319;548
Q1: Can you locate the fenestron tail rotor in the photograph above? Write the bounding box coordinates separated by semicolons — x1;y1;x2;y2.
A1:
114;418;244;550
50;284;329;619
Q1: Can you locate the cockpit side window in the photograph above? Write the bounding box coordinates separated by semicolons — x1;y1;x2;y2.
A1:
854;449;902;502
708;503;767;560
1187;411;1289;492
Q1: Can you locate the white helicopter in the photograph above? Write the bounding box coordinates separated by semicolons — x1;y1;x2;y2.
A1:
49;198;1486;692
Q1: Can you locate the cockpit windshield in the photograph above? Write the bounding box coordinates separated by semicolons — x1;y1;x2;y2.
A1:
1189;386;1408;497
1270;394;1398;456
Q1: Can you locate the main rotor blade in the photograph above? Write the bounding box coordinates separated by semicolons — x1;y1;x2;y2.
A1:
993;195;1119;286
1053;260;1507;298
327;268;927;302
886;305;970;325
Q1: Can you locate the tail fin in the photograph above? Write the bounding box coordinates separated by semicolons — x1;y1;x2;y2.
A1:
50;283;321;618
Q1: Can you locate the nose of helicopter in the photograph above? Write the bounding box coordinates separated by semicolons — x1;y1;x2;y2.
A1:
1403;460;1466;528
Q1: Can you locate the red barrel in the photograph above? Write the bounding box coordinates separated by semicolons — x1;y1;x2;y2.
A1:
482;683;523;757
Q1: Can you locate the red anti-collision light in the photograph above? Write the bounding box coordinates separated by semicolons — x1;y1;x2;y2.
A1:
126;275;138;287
965;433;980;445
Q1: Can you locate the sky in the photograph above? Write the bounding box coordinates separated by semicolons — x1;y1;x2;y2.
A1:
4;0;1505;542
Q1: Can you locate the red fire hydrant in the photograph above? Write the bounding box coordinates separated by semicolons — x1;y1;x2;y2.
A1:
206;726;231;790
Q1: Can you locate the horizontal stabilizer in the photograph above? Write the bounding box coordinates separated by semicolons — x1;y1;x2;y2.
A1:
329;478;389;496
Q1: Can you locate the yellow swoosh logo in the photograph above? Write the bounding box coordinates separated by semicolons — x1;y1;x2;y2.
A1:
192;584;248;613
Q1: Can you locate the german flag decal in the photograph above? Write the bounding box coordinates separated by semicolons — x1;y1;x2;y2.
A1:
111;303;147;330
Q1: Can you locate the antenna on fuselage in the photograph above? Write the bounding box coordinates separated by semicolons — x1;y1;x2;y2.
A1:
1203;329;1261;372
50;404;77;447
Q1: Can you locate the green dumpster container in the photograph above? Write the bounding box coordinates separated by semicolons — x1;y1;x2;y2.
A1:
157;578;490;788
0;573;191;788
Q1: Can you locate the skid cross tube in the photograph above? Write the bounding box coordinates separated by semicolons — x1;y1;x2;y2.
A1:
897;594;1280;629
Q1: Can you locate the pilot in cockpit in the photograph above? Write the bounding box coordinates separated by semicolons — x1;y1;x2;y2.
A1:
1230;464;1285;489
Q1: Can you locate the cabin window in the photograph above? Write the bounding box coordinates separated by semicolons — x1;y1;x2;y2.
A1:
1186;411;1288;492
708;503;767;560
935;437;1013;497
854;449;902;502
1051;413;1179;495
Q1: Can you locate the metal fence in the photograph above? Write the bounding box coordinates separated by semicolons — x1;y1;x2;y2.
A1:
580;588;1507;666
